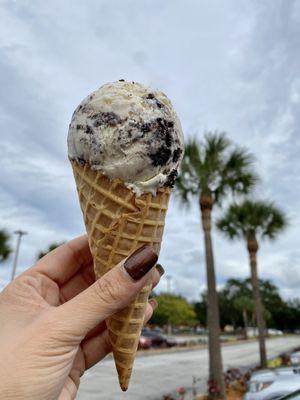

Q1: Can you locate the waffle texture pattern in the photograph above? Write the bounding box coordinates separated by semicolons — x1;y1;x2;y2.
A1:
71;161;171;391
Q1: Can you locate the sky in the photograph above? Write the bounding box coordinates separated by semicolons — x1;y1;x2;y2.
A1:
0;0;299;301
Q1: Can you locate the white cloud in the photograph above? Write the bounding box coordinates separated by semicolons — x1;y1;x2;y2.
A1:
0;0;299;302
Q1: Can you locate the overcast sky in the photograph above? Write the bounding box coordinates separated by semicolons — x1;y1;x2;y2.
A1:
0;0;299;301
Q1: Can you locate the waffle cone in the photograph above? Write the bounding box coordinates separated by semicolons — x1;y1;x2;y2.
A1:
70;161;171;391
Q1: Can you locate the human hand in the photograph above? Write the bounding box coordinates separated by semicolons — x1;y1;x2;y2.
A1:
0;235;161;400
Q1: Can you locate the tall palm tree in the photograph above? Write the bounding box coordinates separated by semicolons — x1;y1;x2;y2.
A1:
176;133;257;398
0;229;11;263
217;200;287;367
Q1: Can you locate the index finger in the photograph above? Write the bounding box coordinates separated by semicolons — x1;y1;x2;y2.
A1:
29;235;92;285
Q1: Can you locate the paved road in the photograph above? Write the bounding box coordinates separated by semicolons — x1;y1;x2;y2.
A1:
78;336;300;400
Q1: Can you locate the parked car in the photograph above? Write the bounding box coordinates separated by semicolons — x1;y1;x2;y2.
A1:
268;329;284;336
152;326;164;334
163;335;177;347
138;328;176;349
244;367;300;400
279;389;300;399
291;352;300;366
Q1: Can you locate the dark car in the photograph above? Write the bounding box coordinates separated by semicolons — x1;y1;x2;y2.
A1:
138;329;176;349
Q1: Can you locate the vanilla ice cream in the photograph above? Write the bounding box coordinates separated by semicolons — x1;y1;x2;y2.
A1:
68;80;184;195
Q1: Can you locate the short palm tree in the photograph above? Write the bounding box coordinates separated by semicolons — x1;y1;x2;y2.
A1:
233;296;254;339
217;200;287;366
0;229;11;263
176;132;257;398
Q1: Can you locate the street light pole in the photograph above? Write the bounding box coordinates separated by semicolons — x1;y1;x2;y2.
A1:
165;275;173;335
11;230;27;281
166;275;172;293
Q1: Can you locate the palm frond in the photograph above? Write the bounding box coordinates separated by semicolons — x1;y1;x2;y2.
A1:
174;175;193;206
202;131;230;186
183;138;202;170
259;202;288;239
175;132;259;208
217;200;287;242
204;131;230;159
216;203;246;239
175;137;203;204
0;229;12;263
220;148;259;197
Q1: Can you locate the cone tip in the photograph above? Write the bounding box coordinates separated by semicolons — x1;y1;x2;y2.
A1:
116;358;132;392
120;383;129;392
119;374;130;391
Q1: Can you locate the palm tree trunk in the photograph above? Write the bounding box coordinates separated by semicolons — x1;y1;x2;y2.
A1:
247;237;267;367
200;193;226;399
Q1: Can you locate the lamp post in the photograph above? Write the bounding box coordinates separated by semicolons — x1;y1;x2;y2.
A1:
11;230;28;281
165;275;173;335
166;274;172;293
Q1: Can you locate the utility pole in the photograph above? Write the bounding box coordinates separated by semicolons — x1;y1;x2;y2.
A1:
166;275;172;293
11;230;28;281
165;275;173;335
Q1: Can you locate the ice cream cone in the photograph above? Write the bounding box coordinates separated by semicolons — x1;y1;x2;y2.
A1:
68;80;184;391
71;160;171;391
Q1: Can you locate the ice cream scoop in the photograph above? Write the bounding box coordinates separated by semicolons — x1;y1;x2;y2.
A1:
68;80;184;195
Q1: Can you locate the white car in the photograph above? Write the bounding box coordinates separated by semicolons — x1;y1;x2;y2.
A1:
267;329;284;336
291;352;300;366
244;367;300;400
280;389;300;399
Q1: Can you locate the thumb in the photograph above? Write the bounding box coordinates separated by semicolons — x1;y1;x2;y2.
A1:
52;245;158;339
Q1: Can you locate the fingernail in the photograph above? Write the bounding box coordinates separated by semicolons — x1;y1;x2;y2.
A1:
155;263;165;277
124;245;158;281
149;298;158;310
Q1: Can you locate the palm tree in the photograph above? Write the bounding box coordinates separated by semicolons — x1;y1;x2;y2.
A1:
233;296;254;339
217;200;287;367
0;229;11;263
176;133;257;398
37;242;65;260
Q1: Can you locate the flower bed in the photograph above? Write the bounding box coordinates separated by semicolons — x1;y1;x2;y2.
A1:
195;379;246;399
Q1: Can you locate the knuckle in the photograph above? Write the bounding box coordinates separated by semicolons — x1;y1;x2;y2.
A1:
94;276;120;305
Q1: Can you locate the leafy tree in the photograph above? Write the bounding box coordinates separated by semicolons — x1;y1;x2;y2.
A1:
176;132;257;398
217;200;287;366
0;229;12;263
280;299;300;332
37;242;65;260
151;294;196;326
194;300;207;326
196;278;300;334
197;281;252;330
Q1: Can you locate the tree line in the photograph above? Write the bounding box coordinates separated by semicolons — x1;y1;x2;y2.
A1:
150;278;300;335
194;278;300;333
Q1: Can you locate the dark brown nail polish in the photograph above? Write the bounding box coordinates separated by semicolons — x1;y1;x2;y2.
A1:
155;263;165;277
124;245;158;280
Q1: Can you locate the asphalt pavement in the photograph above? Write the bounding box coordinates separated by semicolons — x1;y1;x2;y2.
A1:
77;336;300;400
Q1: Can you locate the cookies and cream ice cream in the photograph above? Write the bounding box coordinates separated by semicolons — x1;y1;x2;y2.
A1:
68;80;184;195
